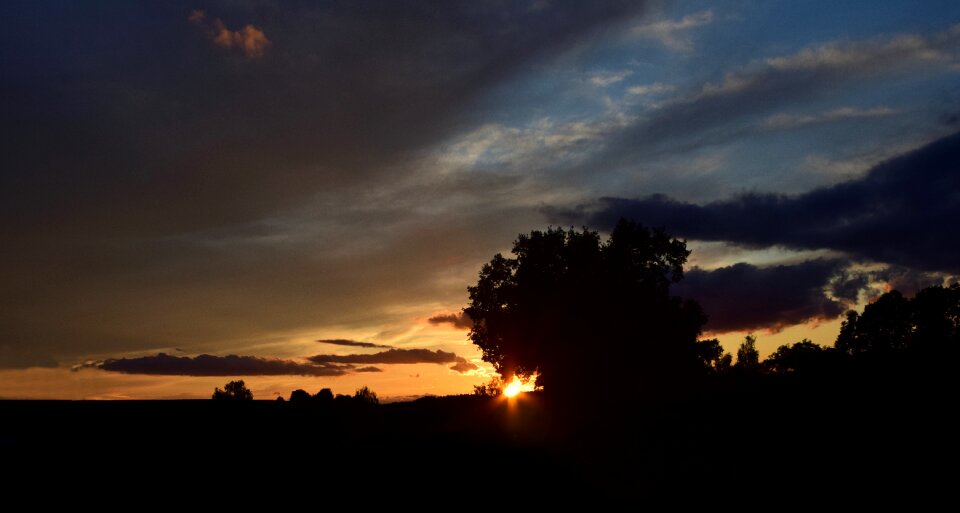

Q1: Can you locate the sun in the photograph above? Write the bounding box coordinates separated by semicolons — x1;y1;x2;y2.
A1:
503;380;523;398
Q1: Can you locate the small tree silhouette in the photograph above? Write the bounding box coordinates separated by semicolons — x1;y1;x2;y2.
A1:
212;380;253;400
735;334;760;370
353;386;379;405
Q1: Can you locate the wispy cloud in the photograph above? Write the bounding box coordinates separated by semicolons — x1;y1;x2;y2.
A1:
632;10;713;52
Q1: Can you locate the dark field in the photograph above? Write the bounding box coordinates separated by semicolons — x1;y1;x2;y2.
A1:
3;373;954;504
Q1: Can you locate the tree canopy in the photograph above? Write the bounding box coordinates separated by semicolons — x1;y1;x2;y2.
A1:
465;219;706;397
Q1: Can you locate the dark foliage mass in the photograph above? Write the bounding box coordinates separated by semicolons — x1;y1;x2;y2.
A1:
465;219;706;396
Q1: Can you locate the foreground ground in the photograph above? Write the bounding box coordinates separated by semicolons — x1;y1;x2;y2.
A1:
2;374;954;504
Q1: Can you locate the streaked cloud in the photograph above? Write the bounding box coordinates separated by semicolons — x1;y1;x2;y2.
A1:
760;107;897;130
317;339;393;349
92;353;350;376
596;24;960;168
701;27;959;98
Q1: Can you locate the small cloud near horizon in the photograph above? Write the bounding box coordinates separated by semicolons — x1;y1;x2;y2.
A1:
189;9;271;58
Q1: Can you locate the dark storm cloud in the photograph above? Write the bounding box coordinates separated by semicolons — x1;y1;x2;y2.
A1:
317;339;393;349
0;0;647;241
309;348;462;365
427;313;474;330
308;348;477;374
568;131;960;273
675;260;849;334
0;1;649;368
95;353;350;376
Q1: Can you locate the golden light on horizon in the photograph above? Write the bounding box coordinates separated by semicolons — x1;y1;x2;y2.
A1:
503;379;523;398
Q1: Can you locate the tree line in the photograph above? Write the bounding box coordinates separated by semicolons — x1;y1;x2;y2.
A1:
213;382;379;404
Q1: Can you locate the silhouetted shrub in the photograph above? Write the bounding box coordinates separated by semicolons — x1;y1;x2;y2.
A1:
212;380;253;400
353;386;379;405
289;389;312;403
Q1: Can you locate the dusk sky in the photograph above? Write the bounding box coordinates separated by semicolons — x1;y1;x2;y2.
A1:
2;1;959;400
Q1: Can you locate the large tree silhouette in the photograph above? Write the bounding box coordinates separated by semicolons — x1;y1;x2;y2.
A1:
465;219;706;398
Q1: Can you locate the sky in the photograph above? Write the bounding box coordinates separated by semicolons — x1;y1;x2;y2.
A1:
2;0;959;400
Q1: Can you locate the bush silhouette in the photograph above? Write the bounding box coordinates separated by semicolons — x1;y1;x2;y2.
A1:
353;386;379;405
212;380;253;400
315;388;334;403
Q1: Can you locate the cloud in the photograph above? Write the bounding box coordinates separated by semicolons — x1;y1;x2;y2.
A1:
449;359;479;373
354;366;383;373
590;70;632;87
597;25;960;165
189;9;271;58
308;348;478;374
427;312;474;330
760;107;897;130
93;353;349;376
626;82;675;96
308;348;463;365
317;339;393;349
675;260;849;333
568;130;960;273
632;10;713;52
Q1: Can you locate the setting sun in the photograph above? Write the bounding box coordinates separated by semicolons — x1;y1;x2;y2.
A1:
503;379;524;398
